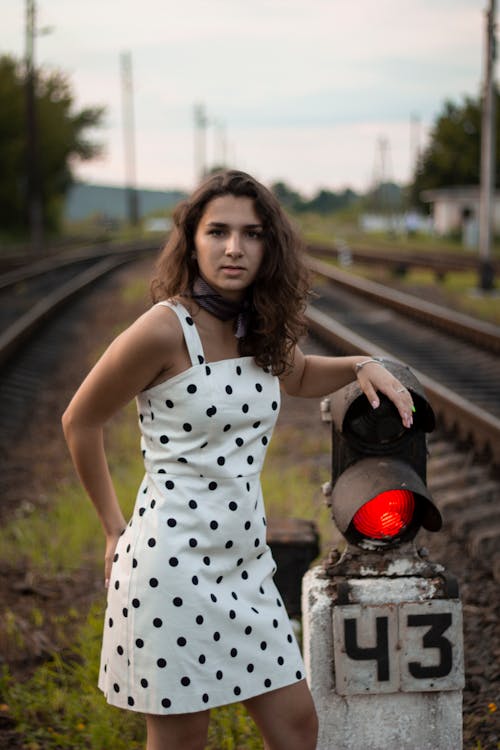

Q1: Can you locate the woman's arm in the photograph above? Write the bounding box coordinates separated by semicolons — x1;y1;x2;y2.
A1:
281;347;414;428
62;306;181;584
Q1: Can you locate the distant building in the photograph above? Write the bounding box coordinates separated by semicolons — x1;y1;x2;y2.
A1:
64;182;186;223
420;186;500;246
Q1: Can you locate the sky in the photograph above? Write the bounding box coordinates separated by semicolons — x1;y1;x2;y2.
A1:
2;0;493;196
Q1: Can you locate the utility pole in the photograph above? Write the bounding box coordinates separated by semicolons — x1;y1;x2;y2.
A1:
120;51;139;226
194;103;208;184
478;0;497;291
25;0;44;253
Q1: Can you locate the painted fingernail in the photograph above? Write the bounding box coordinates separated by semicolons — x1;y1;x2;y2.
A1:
411;405;416;413
371;399;380;409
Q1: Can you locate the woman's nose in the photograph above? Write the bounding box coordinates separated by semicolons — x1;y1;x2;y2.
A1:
225;233;243;256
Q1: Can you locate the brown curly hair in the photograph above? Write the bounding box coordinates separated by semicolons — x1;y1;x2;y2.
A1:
151;169;310;376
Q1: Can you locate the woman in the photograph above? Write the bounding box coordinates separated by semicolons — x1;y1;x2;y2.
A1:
62;170;414;750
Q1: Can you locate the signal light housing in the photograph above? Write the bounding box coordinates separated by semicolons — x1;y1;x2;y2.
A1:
328;360;441;550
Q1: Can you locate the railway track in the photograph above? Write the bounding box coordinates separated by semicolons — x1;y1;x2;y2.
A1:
0;243;158;456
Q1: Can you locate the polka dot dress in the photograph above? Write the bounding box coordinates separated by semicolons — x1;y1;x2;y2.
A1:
98;301;305;714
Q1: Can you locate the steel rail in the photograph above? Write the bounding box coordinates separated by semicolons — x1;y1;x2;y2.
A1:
0;255;137;369
308;242;500;275
305;305;500;467
306;256;500;354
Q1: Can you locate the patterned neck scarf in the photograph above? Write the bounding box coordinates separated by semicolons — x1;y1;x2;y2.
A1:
185;276;250;338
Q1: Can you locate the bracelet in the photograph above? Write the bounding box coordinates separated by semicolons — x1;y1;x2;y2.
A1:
355;357;385;374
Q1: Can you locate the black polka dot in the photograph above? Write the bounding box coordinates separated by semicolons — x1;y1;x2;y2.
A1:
196;615;204;625
136;638;144;648
230;647;238;657
114;580;120;590
177;457;188;463
132;598;140;608
272;401;278;410
253;421;261;428
141;678;149;688
173;597;183;607
260;641;267;650
210;593;217;602
149;578;159;588
264;678;272;687
208;481;217;491
160;435;169;444
217;456;225;466
189;500;198;509
234;686;241;696
186;316;194;325
128;696;135;706
223;424;232;432
241;571;248;580
153;618;163;628
216;575;224;583
225;385;233;394
162;698;171;708
244;521;251;530
148;538;156;548
273;619;278;628
247;456;254;465
132;558;138;568
251;607;259;614
255;383;263;392
296;670;303;679
216;670;223;680
189;538;198;548
205;366;211;376
237;557;244;566
138;508;146;517
277;656;284;665
203;556;211;566
166;399;174;408
117;645;124;655
187;384;197;394
206;406;217;417
247;663;254;672
242;404;249;413
210;520;218;530
183;423;192;432
167;518;177;527
287;634;293;643
157;658;167;668
213;631;221;641
198;355;204;364
177;637;187;647
169;557;179;567
113;683;120;693
254;538;260;547
122;608;128;617
229;501;238;511
113;553;119;563
232;591;238;600
199;654;206;664
192;575;199;585
225;540;233;549
236;366;242;375
235;437;244;447
245;626;252;635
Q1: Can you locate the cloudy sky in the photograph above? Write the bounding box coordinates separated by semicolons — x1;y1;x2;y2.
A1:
2;0;491;195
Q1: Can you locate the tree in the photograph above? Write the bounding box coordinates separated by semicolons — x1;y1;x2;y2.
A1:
410;92;500;205
0;55;104;235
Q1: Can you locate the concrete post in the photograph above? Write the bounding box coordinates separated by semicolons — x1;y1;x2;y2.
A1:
302;556;464;750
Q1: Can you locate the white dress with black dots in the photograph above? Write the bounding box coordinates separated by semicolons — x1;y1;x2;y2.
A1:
98;301;305;714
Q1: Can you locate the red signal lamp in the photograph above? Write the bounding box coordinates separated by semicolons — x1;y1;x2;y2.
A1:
352;489;415;540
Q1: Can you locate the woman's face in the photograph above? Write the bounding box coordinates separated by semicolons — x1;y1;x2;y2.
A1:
193;194;265;301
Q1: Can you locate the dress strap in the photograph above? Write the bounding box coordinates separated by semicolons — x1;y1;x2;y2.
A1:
156;301;206;367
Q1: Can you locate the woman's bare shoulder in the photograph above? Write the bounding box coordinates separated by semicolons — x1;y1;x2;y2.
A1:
123;302;184;350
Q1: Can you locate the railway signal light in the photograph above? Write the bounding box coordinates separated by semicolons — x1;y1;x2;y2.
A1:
327;360;442;550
